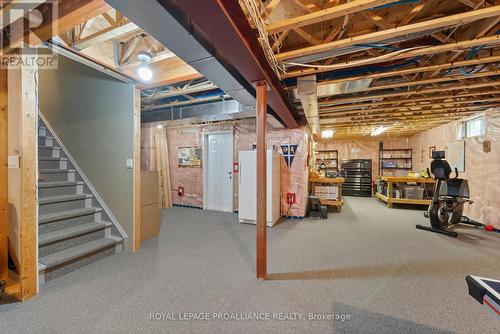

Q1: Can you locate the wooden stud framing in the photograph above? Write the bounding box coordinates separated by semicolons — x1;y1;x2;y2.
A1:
266;0;396;34
133;89;141;252
318;91;500;111
0;69;7;282
318;82;498;106
275;5;500;60
285;54;500;79
6;64;39;301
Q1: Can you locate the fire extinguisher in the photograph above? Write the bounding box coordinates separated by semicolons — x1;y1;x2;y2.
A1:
178;186;184;196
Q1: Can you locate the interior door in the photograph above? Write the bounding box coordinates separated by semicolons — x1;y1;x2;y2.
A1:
207;133;233;212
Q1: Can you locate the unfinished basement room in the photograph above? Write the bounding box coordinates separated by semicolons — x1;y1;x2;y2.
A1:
1;0;499;333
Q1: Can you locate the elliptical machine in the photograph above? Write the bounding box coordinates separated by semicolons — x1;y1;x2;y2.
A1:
416;150;486;237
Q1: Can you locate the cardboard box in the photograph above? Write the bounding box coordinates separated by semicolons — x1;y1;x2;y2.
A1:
141;203;160;241
141;171;160;241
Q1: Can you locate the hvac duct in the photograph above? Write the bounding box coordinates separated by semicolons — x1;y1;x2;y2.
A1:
297;75;319;135
104;0;255;108
142;99;256;124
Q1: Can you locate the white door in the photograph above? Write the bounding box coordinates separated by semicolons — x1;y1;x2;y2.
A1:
206;133;233;212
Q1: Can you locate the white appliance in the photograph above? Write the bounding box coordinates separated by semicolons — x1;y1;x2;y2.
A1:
238;150;281;227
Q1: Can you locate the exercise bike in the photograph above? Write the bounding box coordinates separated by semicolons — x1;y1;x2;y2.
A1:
416;151;490;237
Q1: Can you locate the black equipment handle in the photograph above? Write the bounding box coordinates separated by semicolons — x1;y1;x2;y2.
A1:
454;168;459;178
427;168;431;178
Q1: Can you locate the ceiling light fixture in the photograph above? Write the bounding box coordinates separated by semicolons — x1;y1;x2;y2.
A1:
371;126;389;136
321;129;334;139
137;51;153;82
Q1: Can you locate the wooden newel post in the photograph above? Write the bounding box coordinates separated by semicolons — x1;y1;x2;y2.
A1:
256;82;267;279
0;69;7;281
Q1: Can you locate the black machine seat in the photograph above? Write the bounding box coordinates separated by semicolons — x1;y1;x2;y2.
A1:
430;151;452;180
439;178;470;198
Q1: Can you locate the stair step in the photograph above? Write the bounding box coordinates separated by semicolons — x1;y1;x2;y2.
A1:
38;181;83;188
39;169;76;174
38;145;61;150
39;221;111;246
39;157;68;161
39;207;102;224
39;194;93;205
39;238;117;269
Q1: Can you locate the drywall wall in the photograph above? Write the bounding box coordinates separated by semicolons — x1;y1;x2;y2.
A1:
142;120;310;217
409;110;500;228
39;55;136;249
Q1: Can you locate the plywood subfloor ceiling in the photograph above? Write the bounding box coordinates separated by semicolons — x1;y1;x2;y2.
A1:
0;0;203;90
56;8;202;90
242;0;500;139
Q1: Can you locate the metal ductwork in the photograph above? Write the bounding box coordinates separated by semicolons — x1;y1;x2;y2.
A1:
297;75;319;135
316;79;373;97
104;0;255;107
142;99;256;124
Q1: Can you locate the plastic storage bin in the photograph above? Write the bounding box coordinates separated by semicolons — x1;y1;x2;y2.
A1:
403;186;424;199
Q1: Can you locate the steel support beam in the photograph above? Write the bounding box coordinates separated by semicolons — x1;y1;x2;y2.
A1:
164;0;300;128
256;82;267;279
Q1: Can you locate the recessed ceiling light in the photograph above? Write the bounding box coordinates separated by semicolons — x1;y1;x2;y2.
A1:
321;129;334;139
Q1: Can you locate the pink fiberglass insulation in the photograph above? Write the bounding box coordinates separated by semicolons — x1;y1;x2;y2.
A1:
409;109;500;228
166;127;203;207
316;138;410;177
142;119;311;217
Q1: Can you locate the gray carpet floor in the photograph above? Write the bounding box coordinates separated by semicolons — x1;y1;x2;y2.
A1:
1;197;499;334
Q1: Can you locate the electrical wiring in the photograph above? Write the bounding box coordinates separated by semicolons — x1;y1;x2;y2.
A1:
283;46;427;70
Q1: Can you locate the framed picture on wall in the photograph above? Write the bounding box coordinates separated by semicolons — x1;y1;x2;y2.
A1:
178;146;202;167
429;146;436;159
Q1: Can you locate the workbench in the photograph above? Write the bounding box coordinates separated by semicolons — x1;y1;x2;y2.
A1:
375;176;436;208
309;177;344;211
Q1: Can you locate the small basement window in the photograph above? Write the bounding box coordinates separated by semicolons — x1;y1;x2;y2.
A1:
458;115;486;139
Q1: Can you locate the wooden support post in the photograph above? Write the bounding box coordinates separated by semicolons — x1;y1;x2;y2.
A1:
133;89;141;252
19;67;38;300
6;60;38;300
256;82;267;279
387;181;393;208
0;69;7;281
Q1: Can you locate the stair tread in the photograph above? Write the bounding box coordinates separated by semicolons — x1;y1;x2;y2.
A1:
38;181;84;188
39;157;67;161
38;146;61;150
39;221;112;246
39;194;93;205
39;237;118;269
39;169;76;174
39;207;102;224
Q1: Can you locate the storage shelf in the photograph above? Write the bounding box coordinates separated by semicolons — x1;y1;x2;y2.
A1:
379;148;412;176
381;167;413;170
376;192;431;205
320;199;343;207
